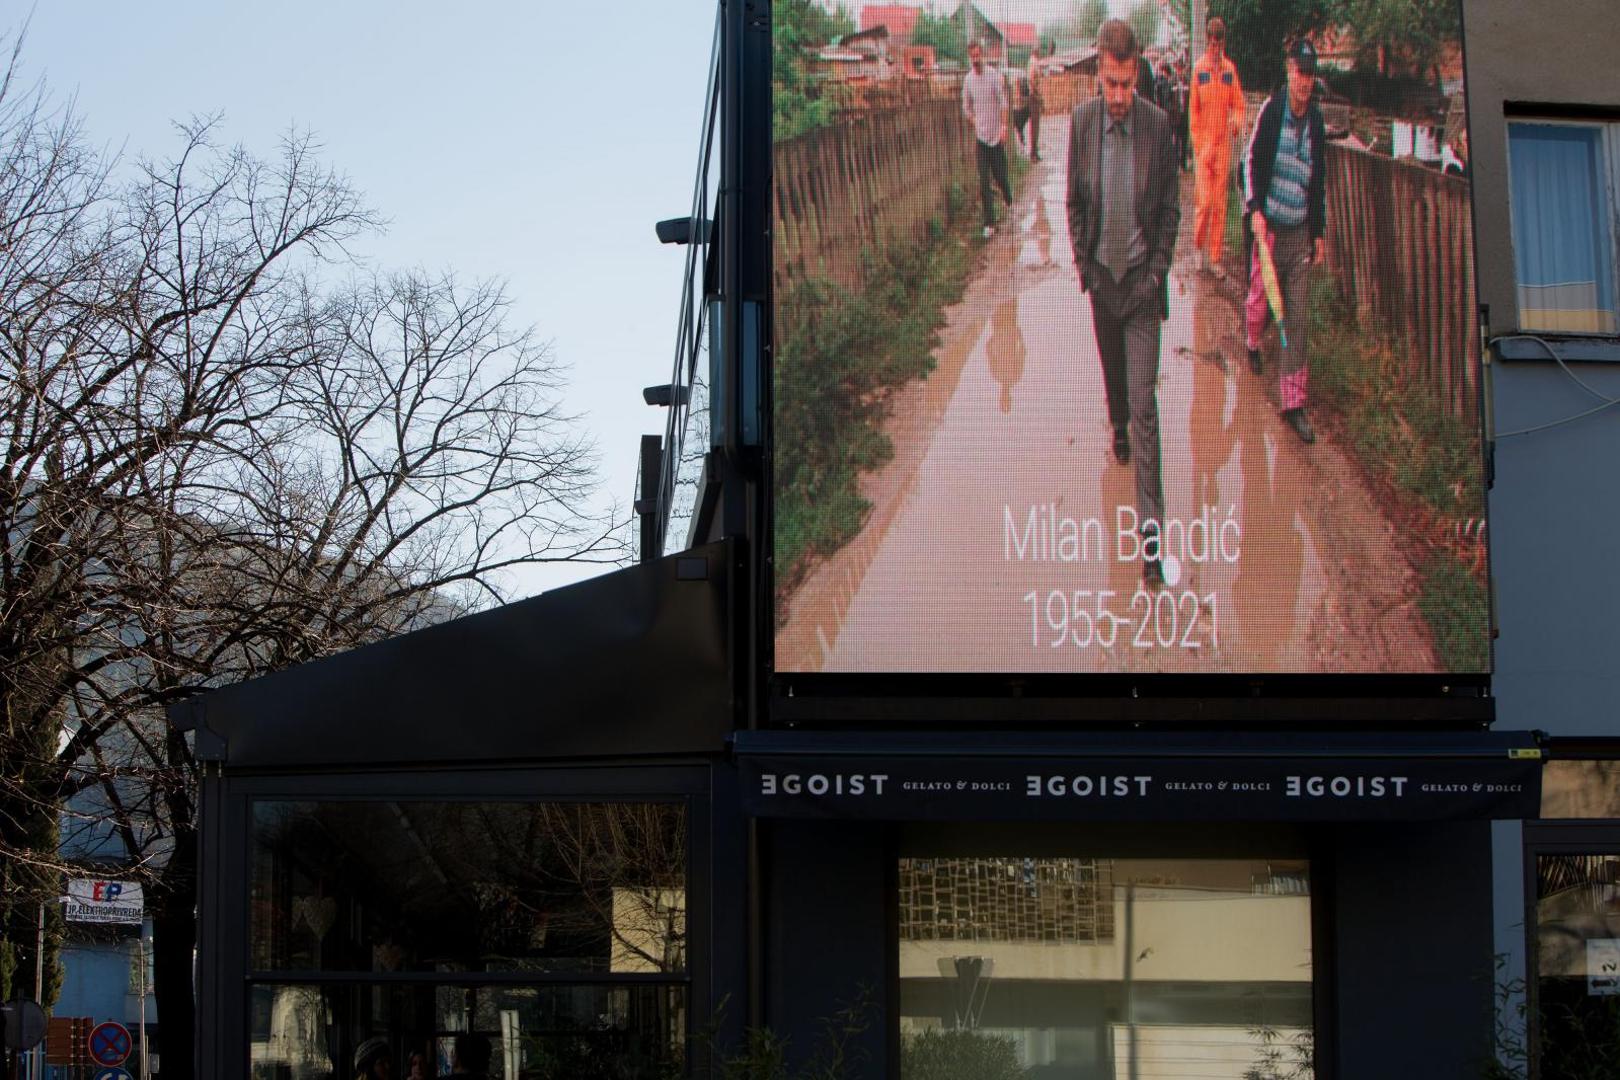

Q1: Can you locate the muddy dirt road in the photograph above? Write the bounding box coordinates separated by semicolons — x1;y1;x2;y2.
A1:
778;115;1435;674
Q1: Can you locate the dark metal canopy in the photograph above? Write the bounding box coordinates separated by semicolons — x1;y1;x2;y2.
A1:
168;541;735;769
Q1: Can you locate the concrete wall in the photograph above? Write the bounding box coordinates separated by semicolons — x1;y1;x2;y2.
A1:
55;931;159;1031
1464;2;1620;1055
1488;350;1620;735
1465;0;1620;736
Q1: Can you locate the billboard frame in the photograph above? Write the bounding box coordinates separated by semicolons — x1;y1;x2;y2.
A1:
742;0;1494;723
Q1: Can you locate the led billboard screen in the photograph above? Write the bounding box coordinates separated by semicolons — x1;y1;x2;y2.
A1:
771;0;1487;675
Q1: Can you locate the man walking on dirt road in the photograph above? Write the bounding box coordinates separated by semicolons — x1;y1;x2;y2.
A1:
963;41;1013;239
1066;20;1181;584
1242;37;1328;444
1189;17;1245;270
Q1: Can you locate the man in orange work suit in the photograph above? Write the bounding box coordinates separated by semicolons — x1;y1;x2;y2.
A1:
1189;16;1244;269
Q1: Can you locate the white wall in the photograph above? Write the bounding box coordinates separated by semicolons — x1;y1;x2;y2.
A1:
900;890;1312;983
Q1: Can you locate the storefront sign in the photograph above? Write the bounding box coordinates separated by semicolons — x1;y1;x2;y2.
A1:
738;753;1540;822
63;879;144;925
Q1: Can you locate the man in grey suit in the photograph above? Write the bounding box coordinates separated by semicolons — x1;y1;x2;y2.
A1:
1066;19;1181;585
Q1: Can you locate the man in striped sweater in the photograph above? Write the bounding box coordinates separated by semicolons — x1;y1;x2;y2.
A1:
1241;38;1328;444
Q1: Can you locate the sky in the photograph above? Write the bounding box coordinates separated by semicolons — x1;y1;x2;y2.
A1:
21;1;720;600
18;1;1137;604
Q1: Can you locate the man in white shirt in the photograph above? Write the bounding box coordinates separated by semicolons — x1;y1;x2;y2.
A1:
963;42;1012;238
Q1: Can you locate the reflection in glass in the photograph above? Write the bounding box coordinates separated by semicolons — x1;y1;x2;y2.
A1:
899;857;1313;1080
251;802;686;974
249;982;685;1080
1541;761;1620;819
1535;853;1620;1073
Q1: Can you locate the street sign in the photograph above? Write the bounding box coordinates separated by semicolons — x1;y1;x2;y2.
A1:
46;1016;92;1065
88;1020;132;1067
63;879;144;925
93;1069;135;1080
1;998;47;1050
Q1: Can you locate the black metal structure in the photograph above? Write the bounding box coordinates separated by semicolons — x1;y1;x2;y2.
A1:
173;540;737;768
729;12;1483;722
172;543;748;1077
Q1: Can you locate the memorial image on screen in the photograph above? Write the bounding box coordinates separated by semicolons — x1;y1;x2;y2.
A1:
771;0;1486;674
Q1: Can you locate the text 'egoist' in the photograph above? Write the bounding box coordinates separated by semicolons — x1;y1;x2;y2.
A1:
757;773;887;796
1026;775;1154;797
1285;775;1409;798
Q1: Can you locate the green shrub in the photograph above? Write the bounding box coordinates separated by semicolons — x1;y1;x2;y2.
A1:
1300;275;1488;669
773;225;973;595
1417;554;1489;672
1304;275;1483;520
694;991;873;1080
901;1028;1027;1080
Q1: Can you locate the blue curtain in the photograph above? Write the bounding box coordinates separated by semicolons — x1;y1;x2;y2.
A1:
1508;123;1612;308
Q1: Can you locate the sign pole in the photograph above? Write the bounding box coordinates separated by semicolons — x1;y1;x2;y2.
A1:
138;931;149;1079
31;902;44;1080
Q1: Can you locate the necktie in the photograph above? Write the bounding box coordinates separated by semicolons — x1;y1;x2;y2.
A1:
1099;122;1133;284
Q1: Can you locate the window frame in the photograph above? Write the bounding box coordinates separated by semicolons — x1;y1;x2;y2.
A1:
1520;820;1620;1080
1505;116;1620;338
890;821;1331;1079
211;764;712;1080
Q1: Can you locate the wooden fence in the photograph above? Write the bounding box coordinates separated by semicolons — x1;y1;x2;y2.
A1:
1322;143;1480;423
839;74;962;114
1035;71;1096;116
834;70;1095;121
773;97;974;295
773;96;1480;424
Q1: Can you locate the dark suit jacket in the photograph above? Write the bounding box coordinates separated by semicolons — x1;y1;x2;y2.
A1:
1066;94;1181;318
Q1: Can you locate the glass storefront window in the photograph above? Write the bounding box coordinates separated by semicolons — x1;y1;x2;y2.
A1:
247;800;689;1078
898;857;1314;1080
250;801;687;974
1534;852;1620;1075
248;981;685;1080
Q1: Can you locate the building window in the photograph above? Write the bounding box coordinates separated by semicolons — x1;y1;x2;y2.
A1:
248;800;688;1079
897;856;1314;1078
1507;120;1620;335
1527;807;1620;1077
1533;849;1620;1075
249;982;685;1079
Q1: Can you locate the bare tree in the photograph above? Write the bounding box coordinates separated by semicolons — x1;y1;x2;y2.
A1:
0;42;621;1080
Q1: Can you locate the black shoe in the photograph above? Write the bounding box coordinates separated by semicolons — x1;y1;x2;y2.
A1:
1141;523;1164;587
1143;557;1164;588
1283;407;1315;444
1112;428;1131;465
1247;347;1263;375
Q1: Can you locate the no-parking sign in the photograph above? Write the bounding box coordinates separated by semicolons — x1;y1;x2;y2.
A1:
88;1020;131;1067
